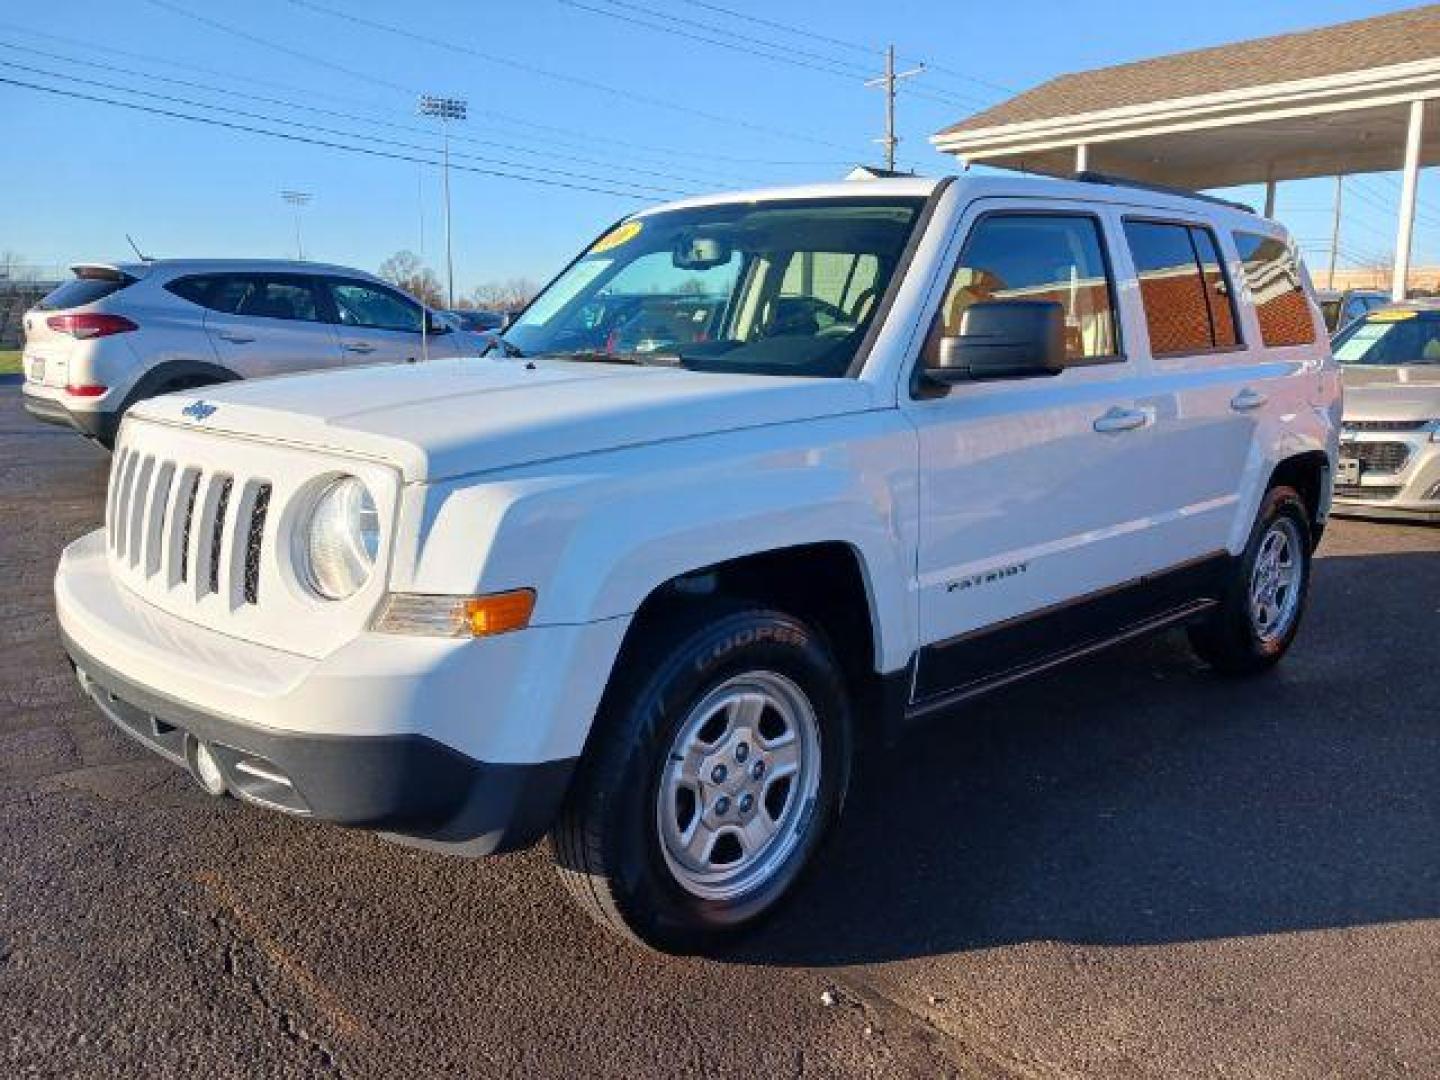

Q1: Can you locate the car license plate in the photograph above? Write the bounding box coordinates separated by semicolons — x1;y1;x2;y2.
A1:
1337;457;1362;486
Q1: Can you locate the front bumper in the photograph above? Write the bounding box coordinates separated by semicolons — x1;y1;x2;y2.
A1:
65;630;573;853
22;385;118;443
53;531;618;855
1333;430;1440;524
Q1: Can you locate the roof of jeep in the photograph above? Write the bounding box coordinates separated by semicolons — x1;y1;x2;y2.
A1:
642;175;1282;232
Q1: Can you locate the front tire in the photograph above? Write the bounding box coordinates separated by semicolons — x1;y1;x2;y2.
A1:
1188;485;1313;675
549;605;852;953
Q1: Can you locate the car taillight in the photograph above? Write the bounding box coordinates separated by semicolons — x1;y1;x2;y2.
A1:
65;384;108;397
46;313;137;339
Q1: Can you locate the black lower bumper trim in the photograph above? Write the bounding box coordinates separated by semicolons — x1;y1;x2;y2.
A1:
22;389;118;442
62;630;575;855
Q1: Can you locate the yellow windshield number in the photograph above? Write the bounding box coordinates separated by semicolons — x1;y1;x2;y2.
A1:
590;220;643;255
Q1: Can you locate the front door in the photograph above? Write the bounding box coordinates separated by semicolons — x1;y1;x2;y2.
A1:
903;202;1180;705
323;278;446;364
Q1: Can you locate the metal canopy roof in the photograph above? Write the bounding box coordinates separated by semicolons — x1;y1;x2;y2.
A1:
931;5;1440;188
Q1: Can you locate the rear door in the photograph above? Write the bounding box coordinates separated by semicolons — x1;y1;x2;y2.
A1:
322;277;445;364
201;273;342;377
1116;215;1257;559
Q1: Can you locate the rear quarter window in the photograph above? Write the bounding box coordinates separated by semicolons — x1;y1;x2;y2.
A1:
36;274;133;311
1232;232;1317;347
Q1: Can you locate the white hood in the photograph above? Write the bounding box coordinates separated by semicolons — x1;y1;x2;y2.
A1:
130;358;878;482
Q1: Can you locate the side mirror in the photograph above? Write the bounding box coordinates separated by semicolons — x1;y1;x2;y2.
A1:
426;312;452;335
927;300;1067;382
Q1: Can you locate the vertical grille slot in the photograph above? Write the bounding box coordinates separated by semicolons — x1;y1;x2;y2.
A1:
243;484;271;605
207;477;233;596
178;470;200;584
125;456;155;568
112;449;140;556
143;463;175;578
106;447;129;542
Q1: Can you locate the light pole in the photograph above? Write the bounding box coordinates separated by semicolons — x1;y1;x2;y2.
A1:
280;190;312;261
418;94;467;308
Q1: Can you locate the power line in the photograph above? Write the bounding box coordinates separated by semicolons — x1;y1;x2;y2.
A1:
680;0;1015;96
0;72;669;201
1;58;697;196
0;38;741;189
279;0;858;151
558;0;991;110
3;18;840;171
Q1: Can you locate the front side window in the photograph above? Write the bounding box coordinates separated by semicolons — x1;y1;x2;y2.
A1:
504;197;925;378
1124;220;1239;355
328;281;423;333
926;213;1119;366
1333;311;1440;366
1233;232;1317;347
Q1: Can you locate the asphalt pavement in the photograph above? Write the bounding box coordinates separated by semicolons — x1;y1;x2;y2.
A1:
2;380;1437;1078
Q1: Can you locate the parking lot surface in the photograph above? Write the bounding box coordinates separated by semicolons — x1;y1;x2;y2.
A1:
2;378;1437;1078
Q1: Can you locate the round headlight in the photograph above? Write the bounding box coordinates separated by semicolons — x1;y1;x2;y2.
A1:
300;476;379;600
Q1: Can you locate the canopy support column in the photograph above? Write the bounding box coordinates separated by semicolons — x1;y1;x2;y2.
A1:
1263;180;1277;218
1074;143;1088;173
1393;99;1426;302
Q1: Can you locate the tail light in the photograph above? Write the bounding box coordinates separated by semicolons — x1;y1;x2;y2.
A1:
46;313;138;339
65;384;108;397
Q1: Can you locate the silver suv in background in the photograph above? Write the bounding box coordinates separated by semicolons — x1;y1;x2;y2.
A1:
21;260;485;448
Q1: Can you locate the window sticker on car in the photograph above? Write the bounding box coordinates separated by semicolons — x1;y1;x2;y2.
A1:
1369;309;1416;322
1334;322;1390;362
590;220;642;254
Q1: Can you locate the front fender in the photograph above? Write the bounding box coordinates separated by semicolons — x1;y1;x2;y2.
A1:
392;412;920;674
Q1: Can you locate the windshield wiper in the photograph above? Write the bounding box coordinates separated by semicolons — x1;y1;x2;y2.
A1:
540;350;684;367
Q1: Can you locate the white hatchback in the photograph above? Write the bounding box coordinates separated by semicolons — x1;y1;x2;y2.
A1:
21;259;485;448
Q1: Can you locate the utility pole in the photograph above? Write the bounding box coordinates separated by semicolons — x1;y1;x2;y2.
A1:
864;45;924;172
280;190;312;261
1327;175;1344;289
418;94;468;308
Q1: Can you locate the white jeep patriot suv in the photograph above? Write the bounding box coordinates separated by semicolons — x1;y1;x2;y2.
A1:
55;175;1340;952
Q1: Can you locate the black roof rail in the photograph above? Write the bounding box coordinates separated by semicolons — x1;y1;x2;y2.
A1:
1071;171;1257;215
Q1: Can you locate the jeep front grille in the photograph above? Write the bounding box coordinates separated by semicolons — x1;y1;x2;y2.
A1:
1339;440;1410;476
106;447;270;607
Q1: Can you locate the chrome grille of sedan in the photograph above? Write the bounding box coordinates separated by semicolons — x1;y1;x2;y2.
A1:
1339;440;1410;476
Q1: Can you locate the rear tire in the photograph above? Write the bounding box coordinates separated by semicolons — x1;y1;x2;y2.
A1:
1188;485;1313;675
549;603;852;953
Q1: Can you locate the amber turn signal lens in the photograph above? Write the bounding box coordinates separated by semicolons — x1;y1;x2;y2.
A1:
464;589;536;637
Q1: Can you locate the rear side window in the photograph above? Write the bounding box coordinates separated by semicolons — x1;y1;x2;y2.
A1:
928;213;1121;366
1232;232;1317;347
1123;220;1239;356
166;274;323;323
36;272;133;311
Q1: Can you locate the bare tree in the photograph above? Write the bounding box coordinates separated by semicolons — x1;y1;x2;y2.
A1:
378;250;444;308
469;277;539;312
0;250;22;282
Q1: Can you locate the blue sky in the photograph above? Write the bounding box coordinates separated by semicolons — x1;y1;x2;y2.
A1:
2;0;1435;295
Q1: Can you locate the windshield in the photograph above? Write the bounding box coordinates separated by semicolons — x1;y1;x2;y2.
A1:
504;197;925;378
1333;311;1440;366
